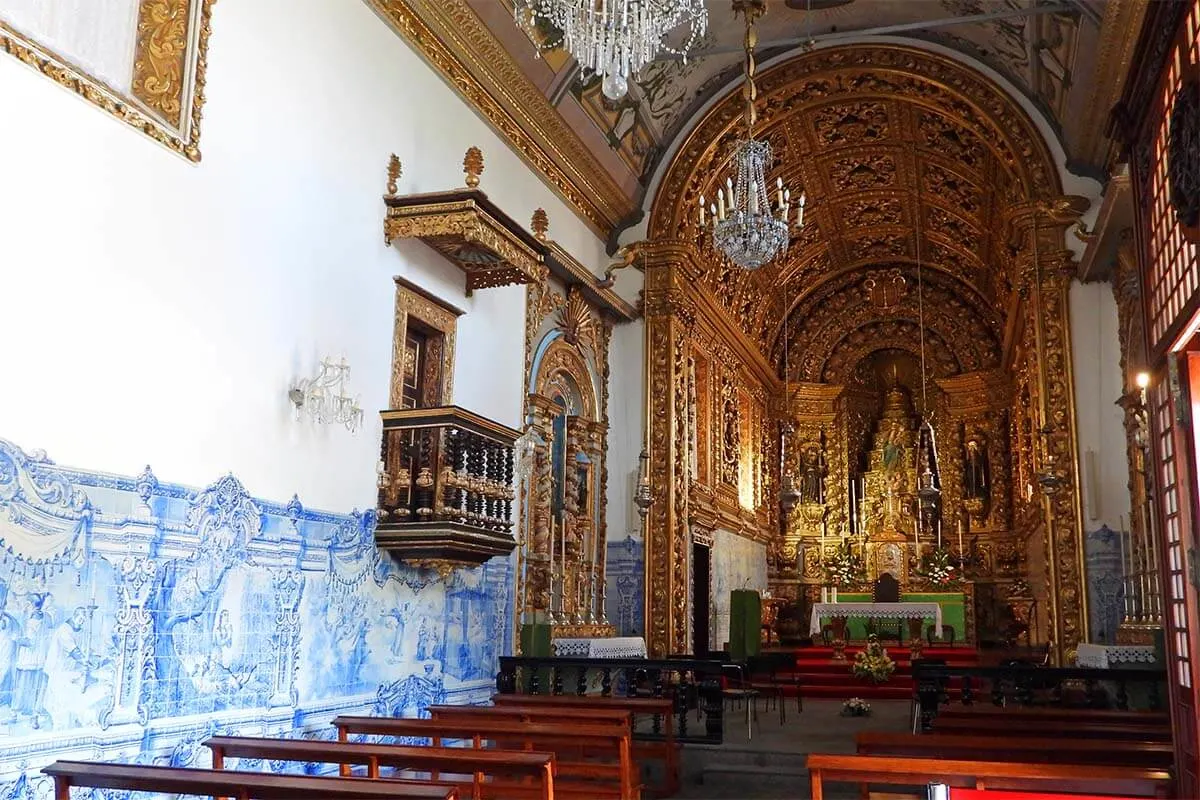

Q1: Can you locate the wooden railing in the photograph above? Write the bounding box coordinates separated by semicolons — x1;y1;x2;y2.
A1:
911;661;1167;732
495;656;726;745
376;406;521;567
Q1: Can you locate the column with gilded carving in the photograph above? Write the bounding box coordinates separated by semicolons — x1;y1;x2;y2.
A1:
643;250;695;657
1009;198;1091;661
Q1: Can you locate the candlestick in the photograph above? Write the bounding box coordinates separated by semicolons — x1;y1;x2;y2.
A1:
832;586;838;603
822;587;829;604
699;195;706;226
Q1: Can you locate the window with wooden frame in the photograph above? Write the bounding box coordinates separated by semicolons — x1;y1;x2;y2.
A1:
389;277;462;410
1142;0;1200;355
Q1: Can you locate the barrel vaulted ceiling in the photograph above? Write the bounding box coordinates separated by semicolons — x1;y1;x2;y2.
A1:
369;0;1145;241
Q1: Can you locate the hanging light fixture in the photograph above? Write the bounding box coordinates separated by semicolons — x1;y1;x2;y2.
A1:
698;0;803;271
912;168;941;507
779;272;801;514
514;0;708;101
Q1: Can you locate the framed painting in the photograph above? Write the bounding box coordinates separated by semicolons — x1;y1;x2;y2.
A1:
0;0;215;160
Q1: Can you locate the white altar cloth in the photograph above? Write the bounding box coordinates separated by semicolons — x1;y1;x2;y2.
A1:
552;636;647;659
810;602;942;637
1075;643;1157;669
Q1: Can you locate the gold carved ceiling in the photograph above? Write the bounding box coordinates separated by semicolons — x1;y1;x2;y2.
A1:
372;0;1144;240
650;43;1060;379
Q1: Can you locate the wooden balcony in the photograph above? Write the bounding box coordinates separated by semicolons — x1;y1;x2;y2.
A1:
376;406;520;572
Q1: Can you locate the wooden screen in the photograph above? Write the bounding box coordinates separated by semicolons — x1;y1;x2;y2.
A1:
1151;359;1200;796
1143;0;1200;355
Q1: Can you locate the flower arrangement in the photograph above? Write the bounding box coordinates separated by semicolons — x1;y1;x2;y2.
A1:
918;547;962;588
852;634;896;683
841;697;872;717
824;540;866;587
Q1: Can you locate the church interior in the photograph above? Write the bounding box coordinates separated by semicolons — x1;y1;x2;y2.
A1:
1;0;1199;797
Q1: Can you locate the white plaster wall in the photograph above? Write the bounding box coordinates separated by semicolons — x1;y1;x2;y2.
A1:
605;317;645;543
0;0;603;512
710;528;767;651
1069;280;1131;531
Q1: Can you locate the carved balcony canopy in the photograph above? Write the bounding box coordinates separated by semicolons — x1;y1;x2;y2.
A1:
376;405;521;569
383;148;547;295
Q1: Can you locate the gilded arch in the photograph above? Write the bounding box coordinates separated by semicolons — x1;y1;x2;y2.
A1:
641;43;1089;660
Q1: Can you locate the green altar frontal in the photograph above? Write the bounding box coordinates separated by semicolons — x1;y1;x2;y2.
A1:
819;592;969;643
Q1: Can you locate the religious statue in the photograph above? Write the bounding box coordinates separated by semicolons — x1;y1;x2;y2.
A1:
964;434;990;500
800;445;827;505
881;421;906;472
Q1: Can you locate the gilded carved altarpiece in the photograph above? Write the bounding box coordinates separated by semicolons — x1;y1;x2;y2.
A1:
520;256;615;640
1;0;213;160
643;44;1091;662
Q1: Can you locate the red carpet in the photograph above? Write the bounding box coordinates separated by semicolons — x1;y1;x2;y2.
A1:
772;645;980;700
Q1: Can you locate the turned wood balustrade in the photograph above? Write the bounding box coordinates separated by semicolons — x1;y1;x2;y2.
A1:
376;406;521;567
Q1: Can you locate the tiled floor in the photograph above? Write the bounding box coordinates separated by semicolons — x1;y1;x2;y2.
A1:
671;698;913;799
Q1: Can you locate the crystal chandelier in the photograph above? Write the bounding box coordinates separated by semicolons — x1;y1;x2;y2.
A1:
288;357;364;433
699;1;803;271
514;0;708;101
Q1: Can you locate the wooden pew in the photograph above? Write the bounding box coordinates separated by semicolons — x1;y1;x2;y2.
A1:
929;715;1172;741
427;704;649;794
805;753;1173;800
490;693;678;794
41;760;458;800
855;730;1175;769
939;705;1170;726
206;735;555;800
332;715;638;800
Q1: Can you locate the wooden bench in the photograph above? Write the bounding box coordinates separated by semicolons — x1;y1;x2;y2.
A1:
206;735;555;800
806;753;1173;800
428;704;653;793
490;693;678;794
42;760;458;800
939;706;1170;726
332;715;638;800
855;730;1175;769
929;715;1172;741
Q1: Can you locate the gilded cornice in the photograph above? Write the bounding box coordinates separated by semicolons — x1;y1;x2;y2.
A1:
936;369;1012;419
364;0;633;238
543;241;639;322
1075;0;1149;170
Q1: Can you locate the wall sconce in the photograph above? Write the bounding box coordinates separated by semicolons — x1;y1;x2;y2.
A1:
1132;371;1152;451
289;357;364;433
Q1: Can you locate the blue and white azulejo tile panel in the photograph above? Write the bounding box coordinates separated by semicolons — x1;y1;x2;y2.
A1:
605;535;643;638
0;436;513;797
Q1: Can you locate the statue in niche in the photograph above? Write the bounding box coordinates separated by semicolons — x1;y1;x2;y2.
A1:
881;421;906;472
800;445;827;505
723;393;740;484
964;434;990;500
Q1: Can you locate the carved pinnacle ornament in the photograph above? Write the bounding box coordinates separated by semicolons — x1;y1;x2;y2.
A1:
386;154;402;196
464;146;484;188
531;208;549;240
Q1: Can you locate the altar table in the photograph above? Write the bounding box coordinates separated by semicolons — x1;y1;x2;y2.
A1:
810;602;942;638
552;636;647;659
